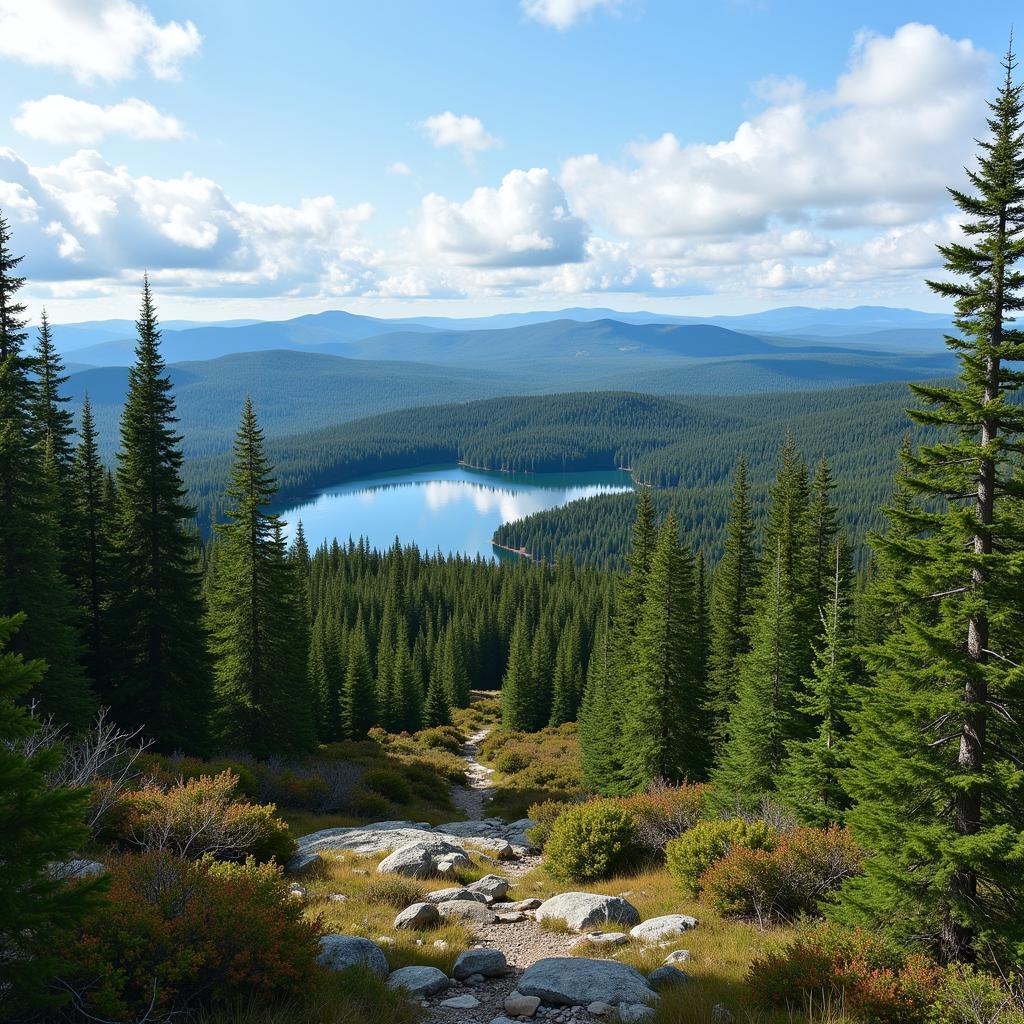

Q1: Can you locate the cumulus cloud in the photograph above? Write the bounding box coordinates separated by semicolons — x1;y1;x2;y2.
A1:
421;112;499;162
387;161;413;176
0;0;201;82
13;95;185;144
417;167;589;267
521;0;623;30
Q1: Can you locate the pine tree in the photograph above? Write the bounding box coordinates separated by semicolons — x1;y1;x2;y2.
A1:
0;614;101;1015
621;514;706;789
838;50;1024;964
530;616;554;729
549;616;583;726
707;456;757;742
712;541;801;811
501;612;534;731
110;278;209;751
208;398;315;758
340;611;375;739
31;310;74;471
806;457;840;619
778;539;853;825
0;213;92;727
423;666;451;727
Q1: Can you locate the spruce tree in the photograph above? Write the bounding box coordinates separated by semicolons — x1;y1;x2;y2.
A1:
340;611;375;739
549;616;583;726
707;456;757;742
208;398;315;758
0;614;101;1015
31;310;74;471
423;666;451;727
838;50;1024;964
501;612;534;731
111;278;209;751
0;213;92;727
621;514;706;789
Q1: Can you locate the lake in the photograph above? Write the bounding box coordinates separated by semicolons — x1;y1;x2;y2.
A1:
278;465;634;559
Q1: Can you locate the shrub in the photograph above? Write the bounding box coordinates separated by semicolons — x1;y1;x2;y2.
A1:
59;851;319;1021
936;967;1024;1024
116;771;295;864
361;768;412;804
620;780;710;853
418;726;464;753
701;826;862;925
363;876;428;908
349;786;389;819
545;801;640;883
495;748;530;774
665;817;777;896
526;798;574;850
748;926;945;1024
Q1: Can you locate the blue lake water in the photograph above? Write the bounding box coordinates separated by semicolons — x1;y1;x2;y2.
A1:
278;465;634;559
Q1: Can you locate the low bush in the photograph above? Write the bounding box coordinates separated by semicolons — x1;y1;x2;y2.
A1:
620;780;710;854
748;925;945;1024
495;748;530;774
115;770;295;863
545;800;641;883
418;725;464;753
59;851;319;1021
361;768;413;804
665;817;777;896
526;798;574;849
349;787;390;818
363;876;429;909
701;826;862;925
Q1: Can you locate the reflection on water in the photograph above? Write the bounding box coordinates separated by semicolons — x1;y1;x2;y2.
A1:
279;465;634;559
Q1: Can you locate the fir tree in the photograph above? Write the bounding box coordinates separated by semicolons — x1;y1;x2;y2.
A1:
0;614;102;1015
0;213;92;727
340;611;375;739
110;278;209;751
208;398;315;758
838;50;1024;964
707;456;757;742
30;310;74;471
549;616;583;726
501;612;534;731
423;666;451;727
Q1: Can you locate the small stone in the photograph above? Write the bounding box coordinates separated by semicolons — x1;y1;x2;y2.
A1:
286;851;322;873
505;991;542;1017
433;939;449;949
575;931;628;947
438;899;496;924
468;973;486;983
394;901;441;930
496;912;526;923
288;883;307;898
493;898;543;911
663;949;690;965
647;966;690;991
377;935;396;946
493;839;518;860
329;893;348;902
629;914;699;944
712;1005;735;1024
453;947;508;979
466;873;511;901
587;1002;613;1016
317;935;389;978
440;994;481;1009
618;1005;656;1023
386;965;450;998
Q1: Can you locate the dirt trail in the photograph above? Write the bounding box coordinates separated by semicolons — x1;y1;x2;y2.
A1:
451;728;495;821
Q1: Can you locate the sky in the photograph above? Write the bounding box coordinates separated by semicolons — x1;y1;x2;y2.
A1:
0;0;1018;322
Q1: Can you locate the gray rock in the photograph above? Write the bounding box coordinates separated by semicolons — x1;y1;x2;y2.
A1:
329;893;348;902
434;859;460;877
647;966;690;991
618;1005;656;1023
440;994;481;1008
288;882;307;898
386;965;450;997
712;1005;735;1024
495;911;526;922
587;1002;613;1016
286;851;322;874
467;973;486;984
453;947;508;979
518;958;658;1007
377;839;470;878
317;935;389;978
492;839;518;860
437;899;496;923
663;949;691;965
629;914;698;944
493;898;542;911
490;1018;520;1024
425;886;490;904
393;901;441;930
536;893;641;932
505;991;541;1016
467;873;511;901
576;931;629;946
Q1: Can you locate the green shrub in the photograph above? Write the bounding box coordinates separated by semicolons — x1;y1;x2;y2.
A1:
495;748;530;774
526;798;574;850
116;771;295;864
701;826;862;924
936;967;1024;1024
748;925;945;1024
60;852;319;1020
349;787;389;818
361;768;412;804
363;876;428;909
545;801;640;883
417;726;464;753
665;817;777;896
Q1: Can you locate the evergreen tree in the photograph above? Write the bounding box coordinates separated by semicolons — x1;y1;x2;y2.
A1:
0;213;92;727
806;456;840;620
501;612;534;731
423;665;451;727
208;398;315;758
110;278;209;751
549;616;583;726
712;541;801;811
30;310;74;471
340;611;375;739
707;456;757;741
530;616;554;729
0;614;101;1015
838;51;1024;964
621;514;706;789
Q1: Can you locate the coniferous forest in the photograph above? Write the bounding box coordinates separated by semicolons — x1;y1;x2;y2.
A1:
2;34;1024;1024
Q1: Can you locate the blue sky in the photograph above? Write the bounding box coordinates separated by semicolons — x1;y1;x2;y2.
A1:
0;0;1018;321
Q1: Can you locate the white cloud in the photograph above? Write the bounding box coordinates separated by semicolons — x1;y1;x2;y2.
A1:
0;0;201;82
417;167;588;267
521;0;622;30
12;95;185;144
387;161;413;176
421;112;499;162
